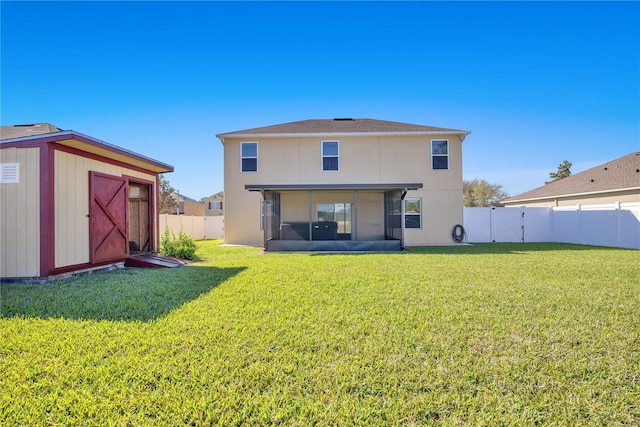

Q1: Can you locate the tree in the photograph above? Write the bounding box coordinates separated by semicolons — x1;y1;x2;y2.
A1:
463;179;509;207
547;160;572;183
159;174;178;214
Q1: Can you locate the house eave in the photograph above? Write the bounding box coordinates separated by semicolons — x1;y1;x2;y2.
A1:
245;183;423;192
218;130;471;143
502;186;640;204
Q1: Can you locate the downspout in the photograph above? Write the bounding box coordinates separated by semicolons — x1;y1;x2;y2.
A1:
401;188;408;201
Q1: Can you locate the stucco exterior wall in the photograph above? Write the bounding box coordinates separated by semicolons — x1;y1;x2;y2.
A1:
223;133;464;246
54;150;156;268
223;190;263;245
1;147;40;278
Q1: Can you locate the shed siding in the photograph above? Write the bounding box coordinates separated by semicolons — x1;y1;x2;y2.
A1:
1;147;40;277
54;150;156;268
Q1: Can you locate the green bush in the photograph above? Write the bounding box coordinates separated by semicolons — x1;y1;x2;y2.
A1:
160;226;197;259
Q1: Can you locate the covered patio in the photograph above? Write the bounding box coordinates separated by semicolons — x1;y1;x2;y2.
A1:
246;183;423;251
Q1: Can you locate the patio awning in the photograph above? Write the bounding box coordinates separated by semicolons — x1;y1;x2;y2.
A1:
245;183;423;192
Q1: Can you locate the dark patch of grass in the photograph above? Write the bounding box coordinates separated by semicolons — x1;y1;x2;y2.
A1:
1;241;639;425
1;265;245;321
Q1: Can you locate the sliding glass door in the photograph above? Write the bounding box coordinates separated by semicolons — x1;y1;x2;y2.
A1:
318;203;352;240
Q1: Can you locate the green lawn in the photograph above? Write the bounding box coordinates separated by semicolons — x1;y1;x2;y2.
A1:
1;241;639;426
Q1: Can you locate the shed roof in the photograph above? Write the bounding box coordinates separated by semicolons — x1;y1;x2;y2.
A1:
0;123;174;174
217;118;470;139
503;152;640;203
0;123;63;140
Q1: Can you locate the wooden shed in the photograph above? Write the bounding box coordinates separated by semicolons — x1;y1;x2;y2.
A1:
1;124;174;280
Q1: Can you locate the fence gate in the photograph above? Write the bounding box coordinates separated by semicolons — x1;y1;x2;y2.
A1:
463;207;552;243
491;207;524;242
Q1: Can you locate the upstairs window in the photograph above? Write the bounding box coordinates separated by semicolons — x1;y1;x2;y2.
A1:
431;140;449;170
209;201;222;210
241;142;258;172
322;141;339;171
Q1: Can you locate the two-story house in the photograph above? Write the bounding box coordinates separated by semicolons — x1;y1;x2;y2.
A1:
216;118;470;251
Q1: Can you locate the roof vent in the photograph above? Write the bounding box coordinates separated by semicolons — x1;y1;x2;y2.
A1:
604;167;608;170
333;118;354;121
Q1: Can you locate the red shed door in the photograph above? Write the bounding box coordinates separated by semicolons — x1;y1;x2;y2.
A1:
89;172;129;264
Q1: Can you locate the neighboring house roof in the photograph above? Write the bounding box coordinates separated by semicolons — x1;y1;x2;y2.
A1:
1;123;173;173
217;118;471;139
0;123;63;140
503;152;640;203
172;192;202;204
203;192;224;201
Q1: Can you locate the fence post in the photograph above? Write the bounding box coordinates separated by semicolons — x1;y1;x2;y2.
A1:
615;202;621;248
576;204;582;245
490;207;495;242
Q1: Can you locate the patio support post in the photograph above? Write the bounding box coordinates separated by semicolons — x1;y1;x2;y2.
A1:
353;191;358;240
401;189;406;248
308;191;313;241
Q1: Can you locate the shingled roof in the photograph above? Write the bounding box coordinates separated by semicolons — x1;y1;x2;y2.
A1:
0;123;63;140
503;152;640;203
217;118;470;138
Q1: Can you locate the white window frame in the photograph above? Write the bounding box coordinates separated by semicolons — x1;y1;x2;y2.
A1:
403;198;422;229
241;142;258;172
321;140;340;171
209;201;222;210
431;139;449;170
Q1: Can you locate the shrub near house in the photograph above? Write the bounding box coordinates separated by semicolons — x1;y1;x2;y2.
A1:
160;227;197;260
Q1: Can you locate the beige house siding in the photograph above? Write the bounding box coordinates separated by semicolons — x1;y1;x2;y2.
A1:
406;189;463;245
182;200;204;216
1;147;40;277
503;190;640;208
223;190;262;245
223;133;464;246
53;150;156;268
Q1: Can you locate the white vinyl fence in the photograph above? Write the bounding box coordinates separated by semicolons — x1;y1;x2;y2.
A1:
158;214;224;241
463;202;640;249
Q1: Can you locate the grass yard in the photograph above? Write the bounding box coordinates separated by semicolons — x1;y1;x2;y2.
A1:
1;241;639;426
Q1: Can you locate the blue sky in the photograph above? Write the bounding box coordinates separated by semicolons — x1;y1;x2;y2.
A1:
2;1;638;200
